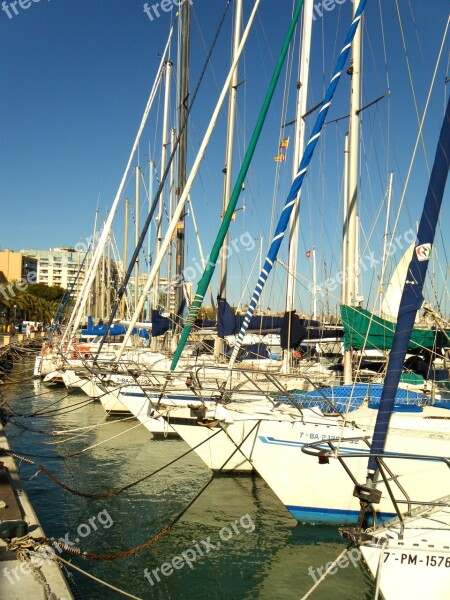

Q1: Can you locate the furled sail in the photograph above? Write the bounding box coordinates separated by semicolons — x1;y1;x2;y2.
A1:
367;96;450;475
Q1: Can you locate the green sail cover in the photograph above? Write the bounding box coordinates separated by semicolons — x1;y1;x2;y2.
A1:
341;305;448;351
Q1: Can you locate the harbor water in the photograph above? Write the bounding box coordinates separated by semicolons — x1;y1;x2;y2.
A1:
3;359;374;599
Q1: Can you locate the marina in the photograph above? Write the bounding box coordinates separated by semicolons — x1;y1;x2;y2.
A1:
2;0;450;598
2;368;375;599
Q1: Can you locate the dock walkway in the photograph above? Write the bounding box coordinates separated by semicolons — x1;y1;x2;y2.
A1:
0;363;74;598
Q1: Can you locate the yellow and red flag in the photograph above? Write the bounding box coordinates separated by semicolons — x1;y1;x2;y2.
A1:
279;137;289;149
274;153;286;162
221;211;237;221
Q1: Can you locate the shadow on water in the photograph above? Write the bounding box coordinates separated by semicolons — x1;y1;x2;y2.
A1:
3;374;374;599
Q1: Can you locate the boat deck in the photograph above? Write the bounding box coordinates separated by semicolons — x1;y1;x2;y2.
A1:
360;499;450;600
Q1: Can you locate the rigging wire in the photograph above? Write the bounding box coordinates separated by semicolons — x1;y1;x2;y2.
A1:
383;13;449;274
394;0;431;175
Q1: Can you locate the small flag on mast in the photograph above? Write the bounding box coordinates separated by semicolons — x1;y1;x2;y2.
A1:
221;210;237;221
274;153;286;162
306;250;311;258
279;137;289;149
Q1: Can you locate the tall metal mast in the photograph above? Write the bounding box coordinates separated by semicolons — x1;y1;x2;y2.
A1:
121;197;129;318
283;0;313;372
215;0;243;358
135;166;140;318
173;0;191;331
218;0;243;299
343;0;362;385
154;60;173;313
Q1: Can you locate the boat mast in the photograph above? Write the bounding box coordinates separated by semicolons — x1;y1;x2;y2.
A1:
378;171;394;316
218;0;243;300
121;198;129;318
92;206;99;321
312;245;317;320
283;0;313;372
153;60;172;318
135;165;140;320
341;132;349;305
343;0;362;385
167;130;175;313
147;160;155;321
216;0;243;358
106;233;111;317
173;0;190;333
100;231;106;319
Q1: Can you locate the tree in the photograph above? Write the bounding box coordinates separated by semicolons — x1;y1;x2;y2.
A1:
28;283;65;303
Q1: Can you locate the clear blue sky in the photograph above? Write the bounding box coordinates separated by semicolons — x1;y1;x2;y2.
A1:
1;0;449;313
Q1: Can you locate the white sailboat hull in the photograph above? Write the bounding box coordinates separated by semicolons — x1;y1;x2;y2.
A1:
168;403;450;523
358;501;450;600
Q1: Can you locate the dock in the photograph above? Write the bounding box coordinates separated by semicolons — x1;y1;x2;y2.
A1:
0;331;46;349
0;332;45;384
0;348;74;599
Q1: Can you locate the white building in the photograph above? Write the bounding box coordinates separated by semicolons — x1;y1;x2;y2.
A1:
20;247;85;291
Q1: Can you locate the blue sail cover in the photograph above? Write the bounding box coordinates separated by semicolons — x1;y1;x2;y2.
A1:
151;309;171;337
82;317;149;338
368;97;450;474
280;311;306;349
217;297;284;338
218;297;238;336
82;322;128;336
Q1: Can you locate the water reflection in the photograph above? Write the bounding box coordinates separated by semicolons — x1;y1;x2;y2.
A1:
3;377;373;599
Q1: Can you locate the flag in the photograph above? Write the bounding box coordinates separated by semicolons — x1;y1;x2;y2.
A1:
221;210;236;221
306;250;311;258
279;137;289;149
274;153;286;162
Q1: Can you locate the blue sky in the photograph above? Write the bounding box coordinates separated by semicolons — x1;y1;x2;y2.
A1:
1;0;449;313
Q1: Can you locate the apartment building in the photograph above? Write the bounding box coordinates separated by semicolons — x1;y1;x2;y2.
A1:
20;247;85;291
